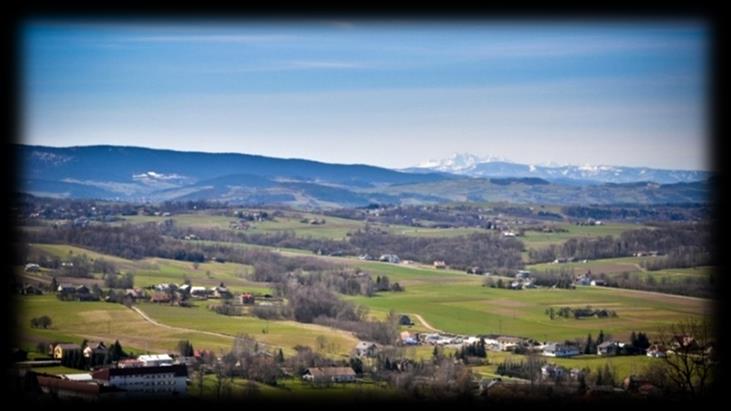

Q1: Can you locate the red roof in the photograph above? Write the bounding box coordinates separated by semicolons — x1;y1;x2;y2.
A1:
37;375;101;395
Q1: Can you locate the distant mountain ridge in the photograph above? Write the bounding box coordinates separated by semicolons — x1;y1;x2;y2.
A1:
16;144;451;206
407;153;710;185
16;145;710;207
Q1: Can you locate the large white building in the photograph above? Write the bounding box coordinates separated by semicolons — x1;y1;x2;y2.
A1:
91;364;188;396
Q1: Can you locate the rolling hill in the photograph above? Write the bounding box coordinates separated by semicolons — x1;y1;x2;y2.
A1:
16;145;711;207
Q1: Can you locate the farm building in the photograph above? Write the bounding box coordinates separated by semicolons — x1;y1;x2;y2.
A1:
53;343;82;360
379;254;400;264
400;331;419;345
541;364;567;378
354;341;380;357
82;341;108;358
150;292;171;304
36;374;125;401
542;343;581;357
433;260;447;269
646;344;668;358
496;336;523;351
24;263;41;272
239;292;255;305
302;367;356;384
124;288;146;300
597;341;623;356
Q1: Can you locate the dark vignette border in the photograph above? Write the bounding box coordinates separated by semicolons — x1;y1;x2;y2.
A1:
1;2;725;409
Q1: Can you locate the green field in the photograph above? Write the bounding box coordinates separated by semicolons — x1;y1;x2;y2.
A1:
136;302;358;357
15;294;358;358
15;294;235;354
24;242;713;346
472;351;654;381
521;222;645;250
528;256;714;283
121;212;368;240
190;374;399;401
28;243;270;294
345;262;712;342
120;211;490;240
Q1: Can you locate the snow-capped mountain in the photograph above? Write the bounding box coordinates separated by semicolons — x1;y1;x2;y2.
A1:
408;153;710;185
418;153;510;172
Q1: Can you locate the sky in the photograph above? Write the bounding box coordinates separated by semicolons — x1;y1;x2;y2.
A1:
22;19;710;171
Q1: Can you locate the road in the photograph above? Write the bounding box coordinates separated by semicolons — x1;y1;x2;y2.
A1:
129;305;358;348
410;313;444;333
130;306;236;341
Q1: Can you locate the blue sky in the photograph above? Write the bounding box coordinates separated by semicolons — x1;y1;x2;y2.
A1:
22;20;709;170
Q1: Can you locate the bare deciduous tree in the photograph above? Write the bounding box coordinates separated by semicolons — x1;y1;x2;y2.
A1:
652;318;716;398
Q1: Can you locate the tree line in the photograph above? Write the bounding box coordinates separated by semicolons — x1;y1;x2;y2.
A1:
527;223;711;265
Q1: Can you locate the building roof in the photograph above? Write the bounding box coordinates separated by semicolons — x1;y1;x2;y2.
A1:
61;373;94;382
85;341;106;349
356;341;377;350
138;354;173;362
91;363;188;380
598;341;620;349
304;367;356;378
37;375;101;395
497;336;523;343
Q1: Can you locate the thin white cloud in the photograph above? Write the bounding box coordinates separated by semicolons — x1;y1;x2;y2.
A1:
285;60;367;69
123;34;299;44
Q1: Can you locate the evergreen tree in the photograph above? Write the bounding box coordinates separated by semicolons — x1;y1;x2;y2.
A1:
349;357;363;375
638;332;650;350
109;340;126;361
276;348;285;363
596;330;605;346
584;333;594;355
50;277;58;293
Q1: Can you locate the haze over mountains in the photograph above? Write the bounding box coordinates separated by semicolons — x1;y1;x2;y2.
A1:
407;153;710;185
17;145;710;208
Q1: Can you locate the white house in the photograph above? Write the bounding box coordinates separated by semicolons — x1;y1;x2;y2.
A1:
542;343;581;357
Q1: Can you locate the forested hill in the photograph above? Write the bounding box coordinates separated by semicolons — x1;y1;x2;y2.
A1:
16;144;711;207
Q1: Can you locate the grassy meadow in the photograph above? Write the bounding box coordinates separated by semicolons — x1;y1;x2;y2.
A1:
345;262;711;342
